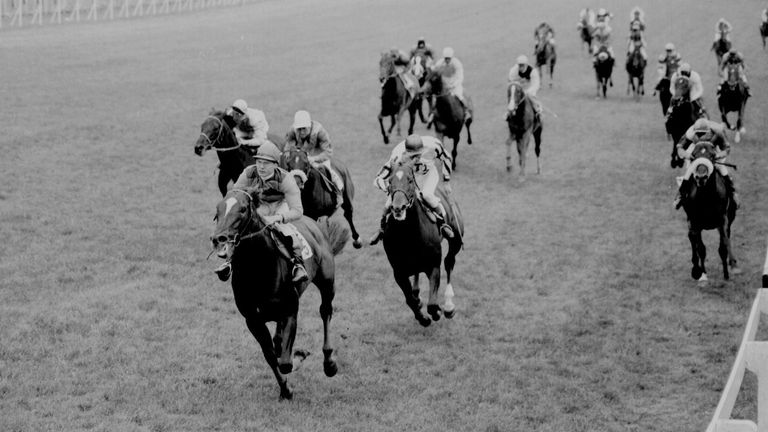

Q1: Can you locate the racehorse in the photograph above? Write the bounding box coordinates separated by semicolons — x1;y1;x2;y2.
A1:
593;50;614;98
711;31;732;69
279;147;363;248
654;77;672;116
535;39;557;88
578;9;594;53
665;76;706;168
381;161;464;326
211;189;348;399
761;21;768;49
625;44;646;99
378;52;421;144
505;82;543;180
680;142;739;285
717;63;749;142
421;68;472;170
194;109;285;196
409;54;431;124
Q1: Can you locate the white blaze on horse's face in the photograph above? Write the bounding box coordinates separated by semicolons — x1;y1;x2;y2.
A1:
395;171;404;180
224;197;238;218
508;85;519;113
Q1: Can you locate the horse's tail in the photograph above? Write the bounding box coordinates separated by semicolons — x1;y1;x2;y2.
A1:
317;213;350;256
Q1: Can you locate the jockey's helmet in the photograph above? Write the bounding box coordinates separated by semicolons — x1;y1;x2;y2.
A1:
597;8;607;17
232;99;248;115
404;134;423;153
292;110;312;129
665;42;675;51
693;118;710;132
597;51;609;61
516;55;529;65
657;54;666;62
443;47;454;58
679;62;691;76
418;36;425;42
254;141;282;163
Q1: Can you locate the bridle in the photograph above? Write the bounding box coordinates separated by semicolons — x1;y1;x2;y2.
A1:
214;189;268;252
199;115;241;152
388;167;417;212
508;82;526;114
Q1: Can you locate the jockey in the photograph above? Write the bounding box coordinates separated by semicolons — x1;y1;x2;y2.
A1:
506;55;542;120
629;6;646;32
577;8;595;32
714;18;733;42
591;21;614;62
669;62;705;113
388;47;419;96
284;110;344;194
214;142;309;283
227;99;269;154
763;8;768;24
673;118;739;209
655;43;681;87
432;47;473;121
717;49;751;97
369;134;454;245
534;22;556;50
627;20;647;59
409;37;435;68
596;8;613;24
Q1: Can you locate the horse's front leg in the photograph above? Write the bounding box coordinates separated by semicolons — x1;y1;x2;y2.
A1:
688;226;707;285
378;114;390;144
273;315;300;375
394;271;430;326
505;135;514;173
394;109;405;137
245;317;292;400
450;137;458;170
517;131;531;182
407;103;417;135
425;266;442;322
717;223;732;281
341;194;362;248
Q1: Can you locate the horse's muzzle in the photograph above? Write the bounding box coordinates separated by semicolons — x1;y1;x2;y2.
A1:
211;234;236;259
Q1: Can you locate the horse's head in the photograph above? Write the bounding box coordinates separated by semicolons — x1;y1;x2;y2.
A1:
688;141;717;187
211;189;265;260
421;68;444;97
726;64;740;87
279;147;311;189
387;160;419;221
506;82;527;116
673;75;691;100
195;110;235;156
379;52;396;83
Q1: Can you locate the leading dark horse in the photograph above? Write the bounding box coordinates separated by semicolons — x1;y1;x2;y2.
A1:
711;32;731;69
680;142;739;285
378;52;421;144
211;189;348;399
382;161;464;326
717;63;749;142
280;148;363;248
665;76;706;168
505;82;543;180
593;50;614;98
625;45;646;99
194;109;285;196
422;68;472;170
535;40;556;88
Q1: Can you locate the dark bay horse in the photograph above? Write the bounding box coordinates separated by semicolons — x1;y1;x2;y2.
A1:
378;52;421;144
625;45;646;99
382;161;464;326
578;11;594;53
711;33;731;69
680;142;739;285
535;40;556;88
422;68;472;170
194;109;285;196
593;51;614;98
505;82;543;180
761;21;768;49
211;189;348;399
280;148;362;249
654;77;672;116
665;76;706;168
717;63;749;142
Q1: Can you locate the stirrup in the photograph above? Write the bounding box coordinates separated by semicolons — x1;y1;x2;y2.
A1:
440;223;455;239
731;192;741;209
292;262;309;283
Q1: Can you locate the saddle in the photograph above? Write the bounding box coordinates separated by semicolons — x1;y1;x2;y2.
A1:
268;224;313;261
314;164;344;207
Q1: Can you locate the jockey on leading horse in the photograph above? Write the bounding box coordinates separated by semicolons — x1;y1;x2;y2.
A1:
369;134;454;245
669;62;706;115
506;55;542;122
432;47;473;122
284;110;344;200
227;98;270;155
673;118;739;209
717;49;752;97
214;142;309;283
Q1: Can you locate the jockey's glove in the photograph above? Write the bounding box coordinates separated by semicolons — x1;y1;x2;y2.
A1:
374;177;388;191
263;215;283;225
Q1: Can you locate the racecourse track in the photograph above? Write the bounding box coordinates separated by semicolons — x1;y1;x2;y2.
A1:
1;0;767;430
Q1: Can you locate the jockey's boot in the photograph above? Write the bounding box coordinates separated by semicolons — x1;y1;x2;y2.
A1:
434;203;455;239
723;174;740;209
214;261;232;282
745;83;752;98
459;96;473;122
673;179;689;210
368;208;390;246
291;256;309;283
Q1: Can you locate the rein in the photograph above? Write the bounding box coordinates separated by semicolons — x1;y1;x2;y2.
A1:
201;116;242;152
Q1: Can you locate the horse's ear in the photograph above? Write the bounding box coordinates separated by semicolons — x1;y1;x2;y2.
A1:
209;107;217;115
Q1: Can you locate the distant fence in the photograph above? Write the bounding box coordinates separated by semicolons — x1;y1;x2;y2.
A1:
0;0;248;28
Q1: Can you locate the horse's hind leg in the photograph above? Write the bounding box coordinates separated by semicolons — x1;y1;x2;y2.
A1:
517;133;530;181
341;192;362;248
717;225;731;280
533;126;543;174
426;266;443;322
316;277;338;377
505;136;514;173
407;103;417;135
245;318;292;399
465;119;473;145
450;137;459;170
442;236;462;318
688;227;707;284
378;115;390;144
394;272;430;326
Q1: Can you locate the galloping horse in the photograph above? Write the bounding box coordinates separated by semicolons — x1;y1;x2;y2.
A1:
378;52;421;144
211;189;348;399
761;20;768;49
194;110;285;196
711;32;732;69
680;142;739;285
594;50;614;98
409;54;431;124
625;44;646;99
382;161;463;326
655;76;672;116
535;39;557;88
421;68;472;170
578;9;595;53
280;148;363;248
505;82;543;179
665;76;706;168
717;63;749;142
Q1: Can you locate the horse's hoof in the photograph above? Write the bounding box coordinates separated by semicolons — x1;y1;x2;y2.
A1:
383;136;389;145
444;308;456;319
279;385;293;400
691;267;703;280
416;315;431;327
278;362;293;375
506;165;511;173
352;238;363;249
323;360;338;377
734;132;741;143
427;304;442;322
